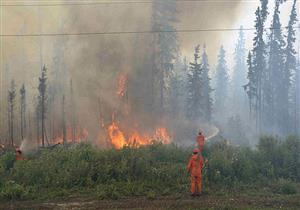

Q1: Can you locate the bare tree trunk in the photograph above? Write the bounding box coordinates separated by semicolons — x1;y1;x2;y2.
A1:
10;102;14;147
36;111;40;147
41;94;45;147
62;95;67;145
70;80;76;143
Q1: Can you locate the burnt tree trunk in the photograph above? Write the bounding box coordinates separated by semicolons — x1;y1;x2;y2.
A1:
62;95;67;145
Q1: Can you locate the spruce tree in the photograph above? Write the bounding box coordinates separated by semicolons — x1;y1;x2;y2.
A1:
214;46;229;117
286;0;298;134
200;45;213;122
269;2;287;134
186;45;202;121
152;0;179;114
293;61;300;135
251;6;267;133
245;52;256;119
232;26;247;115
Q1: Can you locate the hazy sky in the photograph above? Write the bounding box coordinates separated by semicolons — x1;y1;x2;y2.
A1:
1;0;298;69
0;0;299;100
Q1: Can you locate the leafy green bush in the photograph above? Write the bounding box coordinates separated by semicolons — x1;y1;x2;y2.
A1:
274;179;297;195
0;151;16;171
0;136;299;201
0;181;28;200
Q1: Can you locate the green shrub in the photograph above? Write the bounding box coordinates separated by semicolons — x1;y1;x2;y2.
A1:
0;181;28;200
274;179;297;195
0;151;16;171
96;184;120;200
146;190;156;200
0;137;299;201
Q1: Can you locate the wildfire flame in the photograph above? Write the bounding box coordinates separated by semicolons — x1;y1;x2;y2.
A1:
108;122;127;149
108;72;171;149
154;128;171;144
107;121;171;149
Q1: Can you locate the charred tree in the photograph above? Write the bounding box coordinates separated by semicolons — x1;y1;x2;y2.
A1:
70;80;76;143
36;102;40;146
8;80;16;147
38;65;48;147
20;84;26;141
62;95;67;145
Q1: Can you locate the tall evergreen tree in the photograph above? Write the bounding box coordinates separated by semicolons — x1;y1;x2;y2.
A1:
293;60;300;135
260;0;269;23
186;45;202;121
152;0;179;114
8;80;16;147
245;52;256;119
38;65;47;147
268;2;287;134
250;6;267;133
284;0;299;133
200;45;213;122
232;26;247;114
214;46;229;117
287;0;299;134
20;84;26;141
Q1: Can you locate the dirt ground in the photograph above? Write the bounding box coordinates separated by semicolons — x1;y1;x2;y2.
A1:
1;194;300;210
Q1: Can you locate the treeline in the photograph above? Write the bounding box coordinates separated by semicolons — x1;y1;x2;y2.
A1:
154;0;300;143
0;136;300;200
245;0;299;136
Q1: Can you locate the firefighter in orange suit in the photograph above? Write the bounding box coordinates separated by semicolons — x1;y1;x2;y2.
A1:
197;132;205;152
15;149;24;161
187;148;204;196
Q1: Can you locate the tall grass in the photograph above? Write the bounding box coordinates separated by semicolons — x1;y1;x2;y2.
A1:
0;136;299;200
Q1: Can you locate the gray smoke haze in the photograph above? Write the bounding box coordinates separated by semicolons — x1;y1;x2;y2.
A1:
0;0;249;146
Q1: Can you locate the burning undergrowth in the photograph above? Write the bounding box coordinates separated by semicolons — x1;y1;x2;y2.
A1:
105;72;171;149
108;122;171;149
47;72;172;150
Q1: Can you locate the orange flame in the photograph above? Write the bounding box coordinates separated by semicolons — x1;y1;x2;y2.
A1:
108;122;127;149
107;122;171;149
154;128;171;144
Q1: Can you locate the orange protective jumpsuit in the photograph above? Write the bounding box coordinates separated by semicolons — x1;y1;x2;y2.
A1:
15;151;24;161
197;134;205;152
187;154;204;195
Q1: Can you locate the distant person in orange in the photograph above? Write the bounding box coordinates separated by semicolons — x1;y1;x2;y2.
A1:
15;149;24;161
187;148;204;196
197;132;205;152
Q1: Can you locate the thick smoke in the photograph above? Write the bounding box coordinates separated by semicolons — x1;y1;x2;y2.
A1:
1;0;247;147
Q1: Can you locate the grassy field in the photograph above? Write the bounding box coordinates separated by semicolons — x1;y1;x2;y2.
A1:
0;136;300;209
